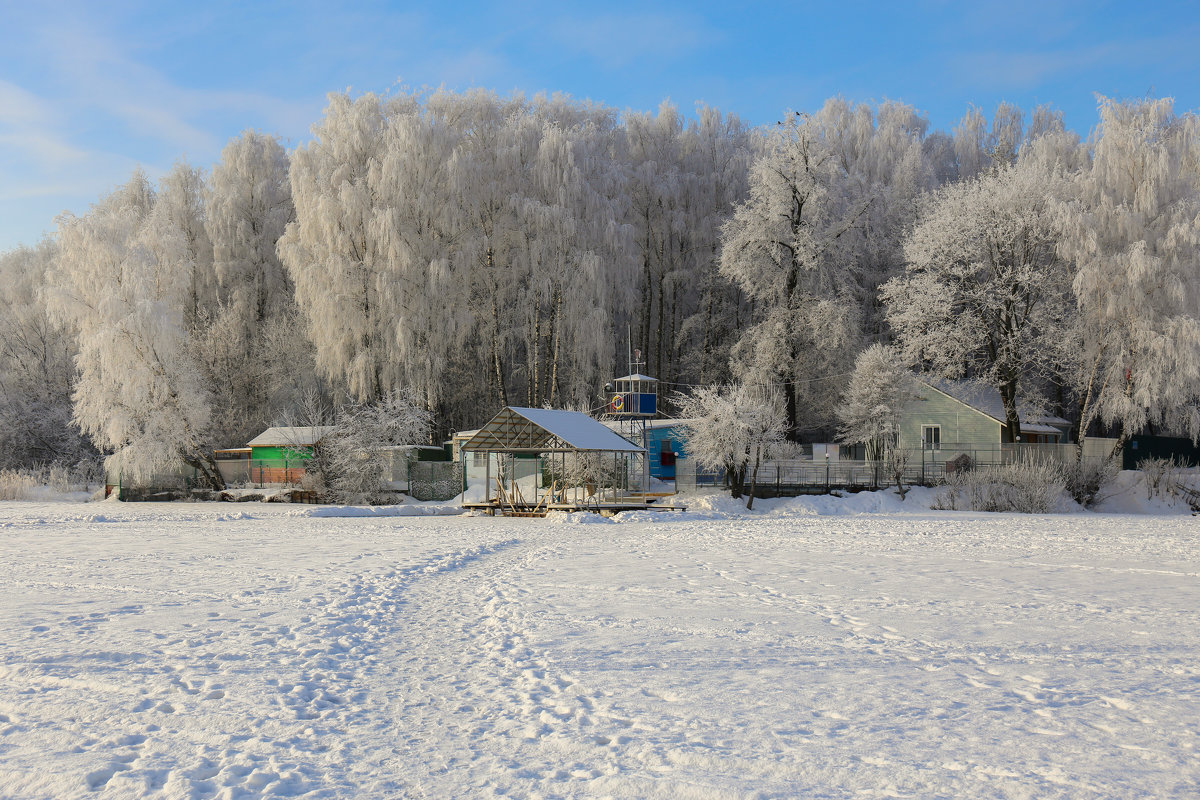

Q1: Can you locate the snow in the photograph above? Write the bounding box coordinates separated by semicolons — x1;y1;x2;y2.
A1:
1092;470;1199;515
1;497;1198;798
245;427;336;448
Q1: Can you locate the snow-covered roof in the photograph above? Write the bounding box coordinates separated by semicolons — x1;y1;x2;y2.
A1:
613;373;658;383
603;418;697;433
247;426;336;448
919;377;1069;428
643;417;696;429
462;407;644;453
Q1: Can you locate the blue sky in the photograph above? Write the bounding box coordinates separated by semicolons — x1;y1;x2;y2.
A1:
2;0;1198;252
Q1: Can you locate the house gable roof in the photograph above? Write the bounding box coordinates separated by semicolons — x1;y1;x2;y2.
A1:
462;407;643;453
919;377;1069;429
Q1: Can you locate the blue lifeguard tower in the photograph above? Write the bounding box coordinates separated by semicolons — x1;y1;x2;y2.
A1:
604;347;660;486
608;372;658;418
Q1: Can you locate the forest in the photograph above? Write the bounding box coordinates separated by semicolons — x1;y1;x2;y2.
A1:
0;88;1197;485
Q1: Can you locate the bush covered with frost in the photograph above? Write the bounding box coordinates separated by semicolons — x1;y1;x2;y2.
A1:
1061;456;1120;508
933;456;1065;513
0;469;38;500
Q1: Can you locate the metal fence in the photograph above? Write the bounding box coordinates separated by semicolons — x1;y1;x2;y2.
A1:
676;439;1120;495
215;457;462;500
215;459;309;488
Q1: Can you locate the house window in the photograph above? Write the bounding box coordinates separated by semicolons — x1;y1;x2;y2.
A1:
922;425;941;450
660;439;676;467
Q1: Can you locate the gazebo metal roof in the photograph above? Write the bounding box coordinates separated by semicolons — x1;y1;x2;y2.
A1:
462;407;644;453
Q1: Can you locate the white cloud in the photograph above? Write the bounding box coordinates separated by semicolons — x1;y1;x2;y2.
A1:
547;12;716;69
949;29;1200;91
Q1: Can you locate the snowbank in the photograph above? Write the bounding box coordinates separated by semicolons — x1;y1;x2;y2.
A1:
612;487;938;523
295;501;465;518
1092;469;1199;515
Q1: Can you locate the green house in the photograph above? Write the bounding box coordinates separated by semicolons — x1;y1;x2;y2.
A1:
898;377;1070;460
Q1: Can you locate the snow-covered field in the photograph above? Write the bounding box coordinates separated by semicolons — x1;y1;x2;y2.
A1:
1;495;1197;799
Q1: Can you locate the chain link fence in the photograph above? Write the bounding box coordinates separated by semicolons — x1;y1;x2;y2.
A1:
408;460;464;501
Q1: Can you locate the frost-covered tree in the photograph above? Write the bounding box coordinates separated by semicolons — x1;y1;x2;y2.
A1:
277;88;756;433
48;170;223;488
678;382;787;507
953;103;1024;180
1059;96;1200;453
156;162;216;332
201;131;303;446
836;344;912;460
319;390;434;504
738;385;788;509
627;104;703;387
674;106;754;386
720;100;929;436
882;153;1075;441
208;131;294;325
279;92;396;403
0;242;93;468
281;90;474;416
517;102;629;407
678;385;747;497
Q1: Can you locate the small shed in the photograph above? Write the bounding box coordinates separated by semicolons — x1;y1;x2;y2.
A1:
605;418;696;480
244;425;335;485
460;407;655;515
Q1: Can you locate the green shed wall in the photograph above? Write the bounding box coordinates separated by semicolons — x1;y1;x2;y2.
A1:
249;445;314;467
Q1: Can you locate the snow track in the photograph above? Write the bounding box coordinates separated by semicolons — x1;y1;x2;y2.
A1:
0;502;1197;798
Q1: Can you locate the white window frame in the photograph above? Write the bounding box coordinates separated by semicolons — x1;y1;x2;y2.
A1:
922;425;941;450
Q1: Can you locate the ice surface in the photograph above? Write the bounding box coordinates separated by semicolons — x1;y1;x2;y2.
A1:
1;497;1197;798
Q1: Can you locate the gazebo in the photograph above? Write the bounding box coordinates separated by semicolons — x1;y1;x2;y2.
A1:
460;407;656;515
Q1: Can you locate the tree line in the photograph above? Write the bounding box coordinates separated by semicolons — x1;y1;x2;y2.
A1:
0;88;1196;486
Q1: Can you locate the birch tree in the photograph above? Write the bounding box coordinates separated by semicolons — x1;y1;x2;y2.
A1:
48;170;223;488
202;131;302;444
319;390;433;504
208;131;294;326
279;92;393;402
1059;96;1200;453
0;242;91;468
836;344;911;461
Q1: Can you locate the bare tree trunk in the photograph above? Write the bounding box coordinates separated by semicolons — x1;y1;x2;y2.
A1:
746;445;762;510
531;300;541;407
1000;374;1021;443
491;299;507;408
655;237;666;378
548;287;562;405
183;450;225;491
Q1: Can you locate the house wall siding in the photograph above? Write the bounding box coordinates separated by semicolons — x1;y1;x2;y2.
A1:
897;384;1002;455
